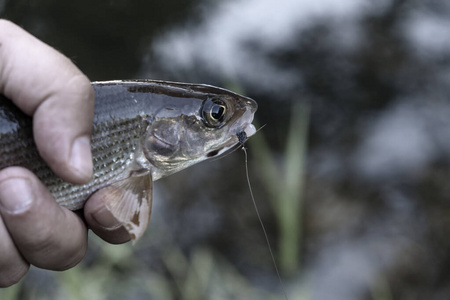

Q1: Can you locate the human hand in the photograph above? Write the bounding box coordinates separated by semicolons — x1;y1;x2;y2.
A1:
0;20;130;287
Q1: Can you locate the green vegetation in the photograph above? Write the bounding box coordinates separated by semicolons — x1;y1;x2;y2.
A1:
370;274;393;300
249;102;309;275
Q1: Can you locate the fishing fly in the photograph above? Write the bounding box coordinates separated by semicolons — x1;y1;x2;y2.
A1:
237;130;289;300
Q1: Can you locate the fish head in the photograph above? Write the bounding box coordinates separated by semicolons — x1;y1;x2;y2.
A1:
141;85;257;179
190;91;258;156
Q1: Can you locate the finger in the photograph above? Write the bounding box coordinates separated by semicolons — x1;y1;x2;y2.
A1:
0;167;88;270
0;216;29;287
0;19;94;184
84;189;131;244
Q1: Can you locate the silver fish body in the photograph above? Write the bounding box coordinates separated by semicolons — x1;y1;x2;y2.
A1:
0;80;257;240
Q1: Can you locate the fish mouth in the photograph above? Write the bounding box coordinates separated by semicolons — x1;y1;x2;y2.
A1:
205;122;257;158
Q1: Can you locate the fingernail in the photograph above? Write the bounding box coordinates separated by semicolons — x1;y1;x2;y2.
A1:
0;178;33;214
91;207;122;230
70;136;93;180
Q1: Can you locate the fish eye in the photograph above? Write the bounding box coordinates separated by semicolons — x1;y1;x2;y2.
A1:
201;98;228;128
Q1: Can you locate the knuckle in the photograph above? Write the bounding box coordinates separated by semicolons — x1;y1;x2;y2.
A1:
70;74;93;95
0;19;16;33
22;229;56;256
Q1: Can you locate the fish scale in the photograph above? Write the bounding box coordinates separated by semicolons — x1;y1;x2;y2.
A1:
57;118;143;209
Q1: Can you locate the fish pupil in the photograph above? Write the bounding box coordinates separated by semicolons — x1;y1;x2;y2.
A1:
211;105;225;120
201;98;227;128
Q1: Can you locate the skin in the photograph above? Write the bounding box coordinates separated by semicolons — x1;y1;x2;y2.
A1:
0;20;130;287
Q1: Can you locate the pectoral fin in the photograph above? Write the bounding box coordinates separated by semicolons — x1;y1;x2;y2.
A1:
102;173;153;244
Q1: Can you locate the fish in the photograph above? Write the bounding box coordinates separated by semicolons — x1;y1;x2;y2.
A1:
0;80;257;242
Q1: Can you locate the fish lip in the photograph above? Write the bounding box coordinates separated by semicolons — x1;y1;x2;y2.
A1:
206;141;234;158
212;134;241;156
207;122;255;158
229;103;256;136
244;124;256;138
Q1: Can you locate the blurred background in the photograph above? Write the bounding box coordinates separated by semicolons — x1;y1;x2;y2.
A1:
1;0;450;299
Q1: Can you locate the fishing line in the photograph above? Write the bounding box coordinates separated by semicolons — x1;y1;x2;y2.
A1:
239;134;289;300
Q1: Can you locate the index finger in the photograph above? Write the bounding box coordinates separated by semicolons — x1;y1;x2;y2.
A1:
0;19;94;184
